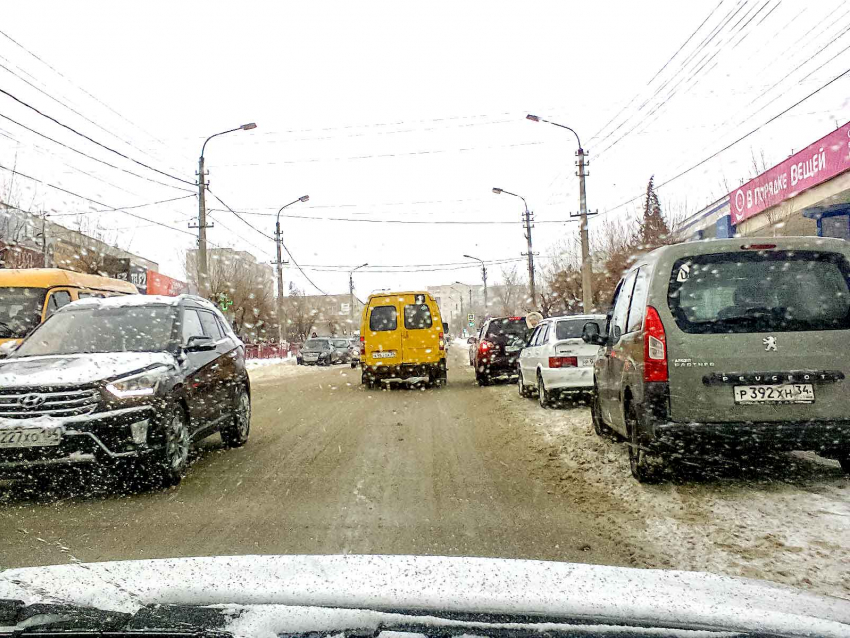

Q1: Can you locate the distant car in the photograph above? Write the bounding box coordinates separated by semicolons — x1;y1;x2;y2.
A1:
297;338;335;365
348;338;360;368
331;338;351;364
518;313;606;407
471;316;531;385
0;294;251;487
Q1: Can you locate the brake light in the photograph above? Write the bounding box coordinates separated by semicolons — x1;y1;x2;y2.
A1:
478;339;493;353
439;330;445;351
549;356;577;369
643;306;668;382
742;243;776;250
359;335;365;356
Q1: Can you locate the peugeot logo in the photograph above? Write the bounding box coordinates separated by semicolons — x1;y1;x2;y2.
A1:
18;393;47;409
763;336;777;352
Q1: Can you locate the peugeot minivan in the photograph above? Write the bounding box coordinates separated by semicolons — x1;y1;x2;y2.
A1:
359;291;446;388
583;237;850;482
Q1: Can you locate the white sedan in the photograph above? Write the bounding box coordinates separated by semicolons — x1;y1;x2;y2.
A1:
517;313;606;407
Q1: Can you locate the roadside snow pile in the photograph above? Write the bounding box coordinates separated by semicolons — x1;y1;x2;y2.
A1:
493;387;850;600
246;357;294;369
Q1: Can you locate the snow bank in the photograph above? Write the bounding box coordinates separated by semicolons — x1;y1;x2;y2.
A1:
492;386;850;600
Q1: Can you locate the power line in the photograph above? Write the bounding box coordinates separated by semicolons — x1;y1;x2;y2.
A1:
244;211;577;225
0;111;195;192
0;28;190;164
48;194;196;217
0;162;199;238
0;86;195;187
599;63;850;217
206;189;329;295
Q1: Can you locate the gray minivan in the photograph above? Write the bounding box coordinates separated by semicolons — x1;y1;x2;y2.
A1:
583;237;850;482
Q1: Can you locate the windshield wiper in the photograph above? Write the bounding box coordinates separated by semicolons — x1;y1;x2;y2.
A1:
0;599;233;636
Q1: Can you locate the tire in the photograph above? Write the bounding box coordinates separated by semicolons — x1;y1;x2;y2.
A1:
518;370;531;398
538;373;552;408
591;389;606;436
626;402;662;483
221;387;251;448
362;371;376;389
143;404;190;488
476;372;490;386
350;361;357;369
839;455;850;474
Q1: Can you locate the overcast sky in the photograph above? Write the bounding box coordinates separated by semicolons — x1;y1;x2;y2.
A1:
2;0;848;299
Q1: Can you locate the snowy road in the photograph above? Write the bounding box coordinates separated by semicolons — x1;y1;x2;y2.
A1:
0;345;846;601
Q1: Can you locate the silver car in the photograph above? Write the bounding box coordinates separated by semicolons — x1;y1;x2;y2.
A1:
583;237;850;482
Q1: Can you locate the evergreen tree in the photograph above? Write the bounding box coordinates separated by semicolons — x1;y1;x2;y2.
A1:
638;175;670;248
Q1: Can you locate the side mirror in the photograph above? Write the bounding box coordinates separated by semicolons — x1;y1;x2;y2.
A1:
185;335;216;352
582;322;606;346
0;341;18;359
467;337;477;344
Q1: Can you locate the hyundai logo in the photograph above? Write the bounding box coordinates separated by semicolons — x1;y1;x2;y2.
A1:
18;393;47;409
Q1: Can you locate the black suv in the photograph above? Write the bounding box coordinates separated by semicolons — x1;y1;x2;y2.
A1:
469;316;531;385
0;294;250;487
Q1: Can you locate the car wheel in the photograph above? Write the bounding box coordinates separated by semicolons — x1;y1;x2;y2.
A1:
626;402;662;483
476;372;490;386
350;361;357;369
144;404;190;488
537;374;552;408
518;370;531;398
591;389;606;436
221;387;251;448
838;454;850;474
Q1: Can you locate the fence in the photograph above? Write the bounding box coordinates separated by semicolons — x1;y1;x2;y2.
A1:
244;344;291;359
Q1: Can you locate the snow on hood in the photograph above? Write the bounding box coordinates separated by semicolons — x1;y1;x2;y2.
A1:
0;352;176;387
0;555;848;637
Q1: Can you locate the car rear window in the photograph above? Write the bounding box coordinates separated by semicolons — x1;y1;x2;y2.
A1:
556;318;603;340
304;339;330;350
404;304;433;329
485;318;530;346
668;250;850;334
369;305;398;331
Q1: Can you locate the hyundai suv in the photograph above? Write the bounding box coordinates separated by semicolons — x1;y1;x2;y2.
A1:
0;294;251;487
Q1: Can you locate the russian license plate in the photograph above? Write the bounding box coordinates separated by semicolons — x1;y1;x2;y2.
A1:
734;384;815;404
304;353;318;359
580;356;595;367
372;351;397;359
0;427;63;448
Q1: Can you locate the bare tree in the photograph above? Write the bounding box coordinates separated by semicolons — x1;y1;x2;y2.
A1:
492;265;526;316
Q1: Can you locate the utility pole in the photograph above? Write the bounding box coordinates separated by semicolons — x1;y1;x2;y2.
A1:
273;195;310;345
348;262;368;334
40;211;47;265
526;115;596;310
522;204;536;305
463;254;487;315
576;147;593;312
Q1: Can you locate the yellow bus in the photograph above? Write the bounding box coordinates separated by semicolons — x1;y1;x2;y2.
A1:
0;268;139;346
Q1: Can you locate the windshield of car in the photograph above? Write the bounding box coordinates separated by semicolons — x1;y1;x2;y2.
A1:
555;318;603;340
668;251;850;334
0;287;47;338
13;306;176;356
6;5;850;627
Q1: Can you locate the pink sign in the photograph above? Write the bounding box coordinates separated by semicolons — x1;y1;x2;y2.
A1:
730;120;850;225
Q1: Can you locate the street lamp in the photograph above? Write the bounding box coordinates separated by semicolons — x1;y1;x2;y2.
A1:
349;262;369;331
527;113;593;311
196;122;257;297
274;195;310;345
463;253;488;313
492;187;536;305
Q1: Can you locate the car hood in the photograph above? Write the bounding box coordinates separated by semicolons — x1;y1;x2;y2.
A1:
0;555;848;637
0;351;177;387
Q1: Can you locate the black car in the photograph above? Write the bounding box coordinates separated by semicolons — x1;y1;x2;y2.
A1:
0;294;251;487
470;316;531;385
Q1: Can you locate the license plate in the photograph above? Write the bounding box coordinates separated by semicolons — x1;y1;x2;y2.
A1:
733;384;815;404
304;354;318;359
372;351;397;359
580;356;595;367
0;426;63;448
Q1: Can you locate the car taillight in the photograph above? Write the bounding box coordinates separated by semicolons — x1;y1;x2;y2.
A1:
643;305;668;382
549;356;577;369
478;339;493;354
359;336;365;356
439;331;445;351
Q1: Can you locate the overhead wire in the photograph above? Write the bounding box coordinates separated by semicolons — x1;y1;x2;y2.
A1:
0;86;195;186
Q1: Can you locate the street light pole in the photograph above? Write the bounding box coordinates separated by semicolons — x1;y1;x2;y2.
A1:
462;254;487;315
492;187;536;306
275;195;310;345
196;122;257;297
527;114;594;311
349;262;368;333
